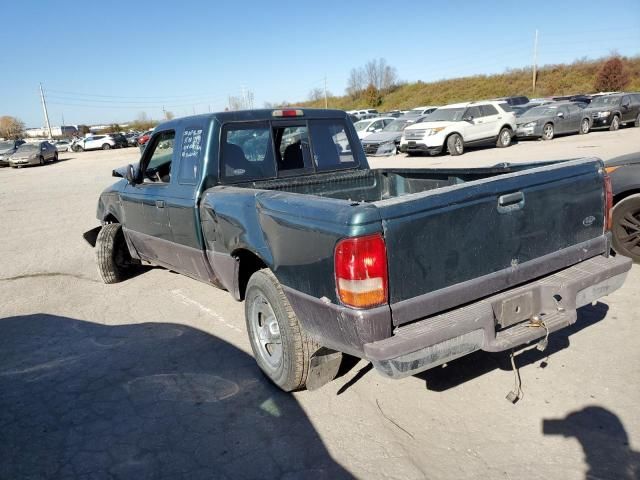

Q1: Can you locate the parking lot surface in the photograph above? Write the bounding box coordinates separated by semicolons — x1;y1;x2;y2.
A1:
1;128;639;479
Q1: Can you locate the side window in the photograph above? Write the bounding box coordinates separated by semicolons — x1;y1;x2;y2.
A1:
480;104;499;116
142;130;175;184
273;124;312;172
178;127;203;185
221;122;275;182
308;120;357;172
466;106;482;119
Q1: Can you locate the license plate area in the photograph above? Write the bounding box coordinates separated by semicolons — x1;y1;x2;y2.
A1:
492;290;538;329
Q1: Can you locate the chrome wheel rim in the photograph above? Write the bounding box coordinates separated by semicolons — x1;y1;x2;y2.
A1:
581;120;589;133
544;125;553;139
501;130;511;146
249;293;282;371
454;137;463;153
612;117;619;130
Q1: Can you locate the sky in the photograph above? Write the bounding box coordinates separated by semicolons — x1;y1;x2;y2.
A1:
1;0;639;127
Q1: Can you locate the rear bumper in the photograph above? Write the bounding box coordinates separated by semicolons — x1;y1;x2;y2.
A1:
363;254;631;379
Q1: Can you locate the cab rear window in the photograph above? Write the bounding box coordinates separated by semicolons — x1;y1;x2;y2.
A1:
220;118;358;182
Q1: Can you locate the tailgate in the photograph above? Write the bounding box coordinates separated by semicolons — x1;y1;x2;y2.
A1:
375;158;607;326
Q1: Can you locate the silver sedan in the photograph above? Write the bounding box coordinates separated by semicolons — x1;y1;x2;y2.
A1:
8;141;58;167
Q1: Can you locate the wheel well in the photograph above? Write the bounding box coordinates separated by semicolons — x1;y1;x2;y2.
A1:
234;249;267;301
500;124;513;132
614;188;640;206
443;131;462;148
103;214;119;224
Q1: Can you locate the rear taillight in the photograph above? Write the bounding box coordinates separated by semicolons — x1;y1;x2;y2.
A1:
335;234;388;309
604;171;613;231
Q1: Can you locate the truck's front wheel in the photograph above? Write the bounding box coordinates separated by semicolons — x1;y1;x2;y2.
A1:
245;269;319;391
95;223;132;284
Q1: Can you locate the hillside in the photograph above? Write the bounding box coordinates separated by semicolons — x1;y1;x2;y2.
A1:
298;56;640;111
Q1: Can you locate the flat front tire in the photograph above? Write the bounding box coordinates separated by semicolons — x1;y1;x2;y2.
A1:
447;133;464;156
609;115;620;131
95;223;131;284
245;269;319;391
611;194;640;263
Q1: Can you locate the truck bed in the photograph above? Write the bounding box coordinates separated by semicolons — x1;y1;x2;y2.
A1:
208;158;607;328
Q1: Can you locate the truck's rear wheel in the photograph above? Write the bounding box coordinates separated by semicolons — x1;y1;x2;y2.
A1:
245;269;319;391
96;223;132;283
611;194;640;263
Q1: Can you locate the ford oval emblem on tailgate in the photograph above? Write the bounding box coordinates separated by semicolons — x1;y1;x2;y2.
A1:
583;215;596;227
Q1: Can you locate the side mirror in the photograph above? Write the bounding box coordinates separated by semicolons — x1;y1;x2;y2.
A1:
463;116;474;122
374;128;382;133
557;112;565;118
125;164;136;185
622;103;630;110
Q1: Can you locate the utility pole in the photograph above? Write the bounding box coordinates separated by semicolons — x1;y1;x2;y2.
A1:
324;76;328;108
532;29;538;96
61;113;65;127
39;83;53;139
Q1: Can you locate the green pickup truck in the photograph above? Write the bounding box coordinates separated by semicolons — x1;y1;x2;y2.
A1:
85;108;631;391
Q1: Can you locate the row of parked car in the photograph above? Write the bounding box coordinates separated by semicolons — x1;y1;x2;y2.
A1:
351;92;640;156
0;139;59;168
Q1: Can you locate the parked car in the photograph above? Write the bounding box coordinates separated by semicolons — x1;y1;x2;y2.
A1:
492;95;530;106
53;140;72;152
83;108;631;392
72;135;117;151
400;101;516;156
125;133;139;146
353;117;396;139
137;130;153;149
516;102;591;140
586;93;640;131
109;133;129;148
8;141;57;167
512;100;555;117
347;109;379;120
380;110;403;118
408;106;439;116
361;116;427;156
605;153;640;263
0;139;26;166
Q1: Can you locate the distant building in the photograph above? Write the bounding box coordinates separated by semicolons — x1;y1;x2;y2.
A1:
25;125;79;138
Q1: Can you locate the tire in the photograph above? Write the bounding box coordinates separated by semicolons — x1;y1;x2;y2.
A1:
102;143;111;150
609;115;620;131
542;123;554;141
95;223;132;284
496;127;512;148
611;194;640;263
447;133;464;155
634;113;640;127
245;269;319;391
53;153;58;162
39;156;45;166
579;118;590;135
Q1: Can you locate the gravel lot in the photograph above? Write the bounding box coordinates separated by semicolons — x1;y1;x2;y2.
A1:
1;127;639;480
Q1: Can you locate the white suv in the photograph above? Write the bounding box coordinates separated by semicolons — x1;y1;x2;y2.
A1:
400;101;516;156
73;135;117;152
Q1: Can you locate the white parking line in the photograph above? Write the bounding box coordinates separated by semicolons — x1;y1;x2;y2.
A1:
170;289;242;333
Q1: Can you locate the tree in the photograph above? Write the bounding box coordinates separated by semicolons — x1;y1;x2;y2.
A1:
346;58;399;98
164;111;175;120
0;116;25;139
363;84;381;107
109;124;122;133
594;57;630;92
308;87;324;102
77;125;90;135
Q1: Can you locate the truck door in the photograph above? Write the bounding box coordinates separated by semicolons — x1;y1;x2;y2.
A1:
164;125;216;282
120;129;178;266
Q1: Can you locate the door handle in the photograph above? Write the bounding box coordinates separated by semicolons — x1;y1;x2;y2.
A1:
497;192;525;213
155;200;165;208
